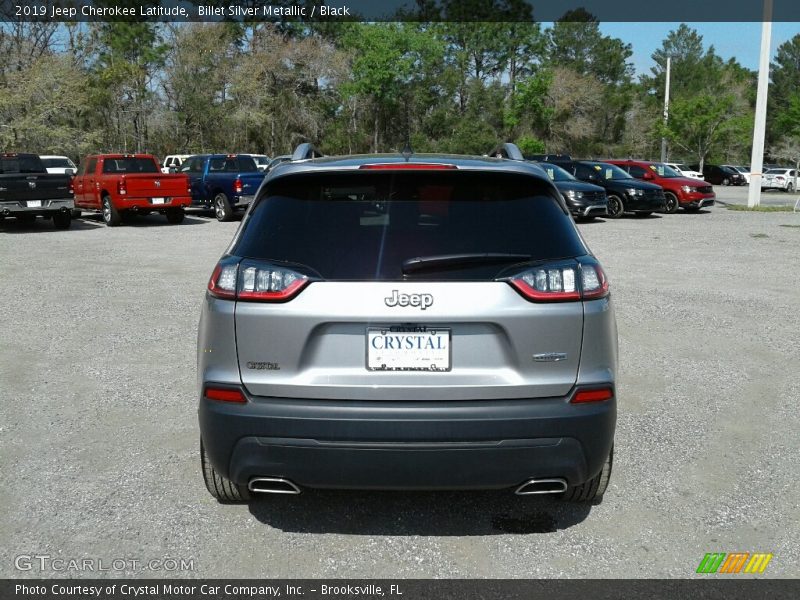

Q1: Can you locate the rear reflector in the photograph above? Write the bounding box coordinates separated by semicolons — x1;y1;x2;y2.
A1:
359;163;457;170
204;387;246;403
571;388;613;403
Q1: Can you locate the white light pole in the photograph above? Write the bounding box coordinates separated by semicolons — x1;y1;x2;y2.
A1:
748;0;773;207
661;56;671;163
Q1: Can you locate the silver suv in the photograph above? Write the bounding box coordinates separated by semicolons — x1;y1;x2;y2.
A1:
198;144;618;503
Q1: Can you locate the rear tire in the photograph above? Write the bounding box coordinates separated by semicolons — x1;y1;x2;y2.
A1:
102;195;121;227
786;183;794;193
201;439;250;503
663;192;679;214
214;193;233;222
606;194;624;218
165;208;185;224
52;211;71;229
562;445;613;503
722;178;730;186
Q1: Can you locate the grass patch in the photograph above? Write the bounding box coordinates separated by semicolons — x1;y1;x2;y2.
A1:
727;204;793;212
750;233;769;238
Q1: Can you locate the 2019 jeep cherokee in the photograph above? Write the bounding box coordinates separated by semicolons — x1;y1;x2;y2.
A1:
198;145;618;504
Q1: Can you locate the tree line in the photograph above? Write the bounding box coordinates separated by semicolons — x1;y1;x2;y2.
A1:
1;18;799;169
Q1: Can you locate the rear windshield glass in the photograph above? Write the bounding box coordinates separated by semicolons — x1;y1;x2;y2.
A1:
102;158;159;173
1;155;44;174
209;156;259;172
234;171;586;281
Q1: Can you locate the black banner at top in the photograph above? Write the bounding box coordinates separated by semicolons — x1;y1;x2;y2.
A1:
1;0;800;23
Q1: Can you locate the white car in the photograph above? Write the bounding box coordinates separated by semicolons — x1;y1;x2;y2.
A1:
161;154;191;174
666;163;703;180
762;168;798;192
724;165;751;184
40;155;77;175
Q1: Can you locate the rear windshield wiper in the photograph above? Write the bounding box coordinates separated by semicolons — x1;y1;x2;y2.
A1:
402;253;532;274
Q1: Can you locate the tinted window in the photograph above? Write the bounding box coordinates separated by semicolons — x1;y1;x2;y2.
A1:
0;155;45;174
235;171;586;281
649;163;680;177
86;158;97;175
539;162;575;182
628;165;648;178
236;156;258;172
102;157;159;173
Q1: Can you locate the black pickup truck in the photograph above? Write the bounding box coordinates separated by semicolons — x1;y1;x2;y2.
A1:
0;153;74;229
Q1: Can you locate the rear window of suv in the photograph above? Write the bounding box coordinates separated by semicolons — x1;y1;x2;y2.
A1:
234;171;586;280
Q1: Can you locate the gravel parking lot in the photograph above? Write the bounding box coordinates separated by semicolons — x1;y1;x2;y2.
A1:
1;195;799;579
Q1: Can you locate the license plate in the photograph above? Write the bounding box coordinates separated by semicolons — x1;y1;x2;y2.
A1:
367;328;451;372
27;200;42;208
151;197;165;204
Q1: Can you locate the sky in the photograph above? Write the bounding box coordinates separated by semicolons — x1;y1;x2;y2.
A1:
598;22;800;77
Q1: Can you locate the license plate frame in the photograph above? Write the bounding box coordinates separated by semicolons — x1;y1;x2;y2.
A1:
366;327;451;372
151;197;165;205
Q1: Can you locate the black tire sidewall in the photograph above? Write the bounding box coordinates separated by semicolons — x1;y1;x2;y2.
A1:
664;192;678;214
607;195;624;218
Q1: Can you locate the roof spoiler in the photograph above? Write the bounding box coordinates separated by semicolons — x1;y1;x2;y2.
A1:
291;143;324;161
488;143;524;161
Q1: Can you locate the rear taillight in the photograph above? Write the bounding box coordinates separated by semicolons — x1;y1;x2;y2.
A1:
117;179;127;195
508;263;608;302
234;178;243;194
571;387;613;404
207;261;309;302
204;386;246;403
69;176;74;195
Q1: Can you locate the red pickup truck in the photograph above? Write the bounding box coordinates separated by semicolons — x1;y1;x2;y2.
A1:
72;154;191;226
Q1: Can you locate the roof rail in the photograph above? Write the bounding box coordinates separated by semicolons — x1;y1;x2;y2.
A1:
488;143;524;161
291;143;324;161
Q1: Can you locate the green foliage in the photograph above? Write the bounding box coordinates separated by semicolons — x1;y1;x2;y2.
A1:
516;135;546;155
0;21;772;166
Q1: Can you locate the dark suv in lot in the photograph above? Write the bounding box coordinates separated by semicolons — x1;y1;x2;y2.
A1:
198;144;618;504
558;160;666;218
694;164;745;186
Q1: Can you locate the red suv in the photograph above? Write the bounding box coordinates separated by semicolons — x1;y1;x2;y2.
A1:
605;160;715;214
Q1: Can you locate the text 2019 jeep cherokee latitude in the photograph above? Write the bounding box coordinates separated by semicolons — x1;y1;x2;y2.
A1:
198;147;618;503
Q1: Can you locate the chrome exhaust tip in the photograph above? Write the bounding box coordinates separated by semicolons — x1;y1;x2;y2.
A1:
514;478;568;495
248;477;301;495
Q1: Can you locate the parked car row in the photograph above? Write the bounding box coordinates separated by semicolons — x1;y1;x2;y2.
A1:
0;150;276;229
522;152;714;218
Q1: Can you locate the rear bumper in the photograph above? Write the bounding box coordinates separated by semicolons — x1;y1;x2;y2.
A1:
1;198;74;216
199;389;616;490
234;194;254;209
116;196;191;210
